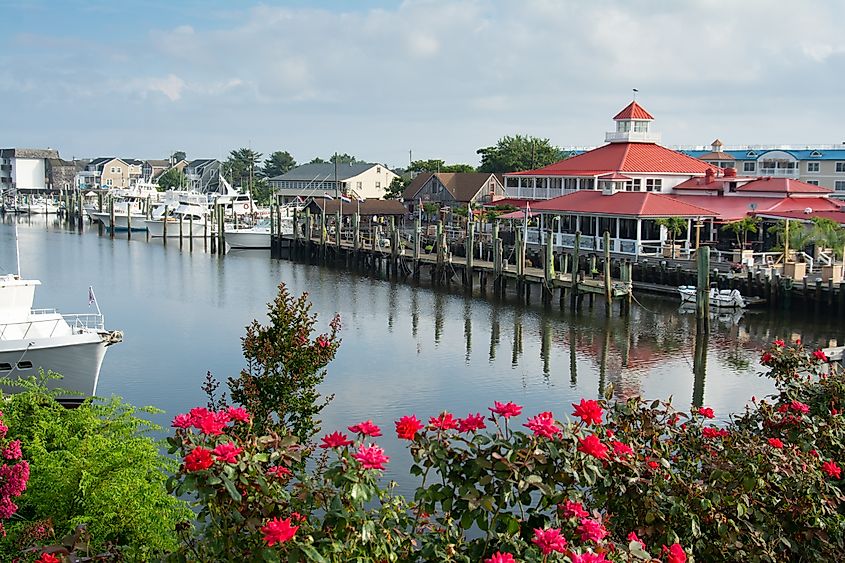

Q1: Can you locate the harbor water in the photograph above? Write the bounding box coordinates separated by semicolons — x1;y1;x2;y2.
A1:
2;215;844;487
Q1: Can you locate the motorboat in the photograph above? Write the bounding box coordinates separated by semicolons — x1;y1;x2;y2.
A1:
19;197;60;215
224;218;293;249
0;274;122;401
90;196;148;231
145;192;209;237
678;286;745;309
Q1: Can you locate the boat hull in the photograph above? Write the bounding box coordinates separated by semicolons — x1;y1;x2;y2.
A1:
677;286;745;309
225;230;271;249
91;212;148;231
145;219;208;238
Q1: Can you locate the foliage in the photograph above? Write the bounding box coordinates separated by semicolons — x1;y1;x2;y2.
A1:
0;376;190;560
768;219;812;257
422;202;440;221
330;153;362;165
477;135;566;173
308;157;327;164
223;148;263;194
171;151;187;163
157;167;188;191
655;217;687;258
484;204;518;222
262;151;297;179
228;283;341;441
721;216;760;249
809;217;845;258
251;177;273;206
385;176;409;200
409;159;476;174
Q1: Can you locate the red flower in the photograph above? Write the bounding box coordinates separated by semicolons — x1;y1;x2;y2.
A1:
577;517;608;543
267;466;291;479
489;401;522;419
663;543;687;563
627;531;646;549
789;400;810;414
2;439;22;461
810;449;820;458
773;339;785;347
761;352;773;365
457;413;486;433
319;431;353;449
702;426;729;439
559;499;589;519
571;554;609;563
353;444;389;471
572;399;603;425
532;527;567;555
697;407;714;419
347;420;382;437
212;442;244;464
524;411;561;438
35;555;61;563
194;410;230;436
429;412;459;431
227;406;251;423
611;440;634;458
768;438;784;449
184;447;214;472
260;516;299;546
171;413;192;429
813;349;829;362
647;459;660;470
822;460;841;479
577;434;609;460
395;415;424;440
484;553;517;563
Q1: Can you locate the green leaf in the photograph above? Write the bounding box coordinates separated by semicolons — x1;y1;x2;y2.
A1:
220;474;242;502
298;544;330;563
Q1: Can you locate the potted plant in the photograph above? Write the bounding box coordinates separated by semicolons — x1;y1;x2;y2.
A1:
656;216;686;259
721;216;759;265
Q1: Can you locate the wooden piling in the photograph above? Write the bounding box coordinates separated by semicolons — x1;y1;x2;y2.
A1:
603;231;612;315
696;245;710;332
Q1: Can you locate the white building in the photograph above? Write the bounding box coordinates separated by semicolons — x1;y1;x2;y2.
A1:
0;148;59;192
269;162;398;203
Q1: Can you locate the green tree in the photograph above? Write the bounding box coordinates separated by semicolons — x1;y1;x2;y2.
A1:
809;217;845;258
262;151;297;179
157;167;187;191
251;177;273;206
308;157;327;164
330;153;361;165
721;216;760;249
408;159;477;174
476;134;566;173
171;150;186;162
655;216;687;258
385;176;409;200
223;148;263;195
441;163;477;173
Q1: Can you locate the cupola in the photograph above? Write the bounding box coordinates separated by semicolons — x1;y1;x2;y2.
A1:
606;101;660;144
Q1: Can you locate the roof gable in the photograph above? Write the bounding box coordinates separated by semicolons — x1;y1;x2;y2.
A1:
401;173;433;200
613;101;654;121
735;177;832;194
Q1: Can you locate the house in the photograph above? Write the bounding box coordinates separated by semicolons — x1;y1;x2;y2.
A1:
184;159;222;193
76;157;140;189
305;198;406;218
269;162;398;203
0;148;60;192
45;157;84;191
503;102;714;200
142;159;175;182
401;172;505;213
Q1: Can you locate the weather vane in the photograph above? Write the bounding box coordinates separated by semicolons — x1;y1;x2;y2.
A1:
632;88;639;100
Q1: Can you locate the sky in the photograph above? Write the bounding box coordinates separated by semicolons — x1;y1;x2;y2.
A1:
2;0;845;168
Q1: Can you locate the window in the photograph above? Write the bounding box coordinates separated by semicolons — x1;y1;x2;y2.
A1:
807;180;820;186
356;181;362;190
743;162;756;173
375;181;381;190
376;167;381;174
563;178;577;190
110;167;115;173
645;179;663;192
836;162;845;173
632;121;649;132
0;363;11;371
17;361;32;369
807;162;820;173
836;181;845;192
107;178;113;186
117;167;121;173
810;150;823;158
624;179;642;191
746;151;758;158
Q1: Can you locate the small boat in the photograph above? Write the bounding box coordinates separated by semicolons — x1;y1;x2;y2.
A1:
0;274;122;402
678;286;745;309
224;218;293;249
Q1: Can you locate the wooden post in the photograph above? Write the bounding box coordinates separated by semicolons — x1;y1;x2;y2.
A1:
571;231;581;308
126;202;132;239
696;245;710;331
336;210;342;250
604;231;612;315
515;224;524;278
189;213;194;251
109;197;115;239
353;212;360;252
466;219;474;289
413;216;420;261
179;213;184;247
77;192;84;231
544;227;554;285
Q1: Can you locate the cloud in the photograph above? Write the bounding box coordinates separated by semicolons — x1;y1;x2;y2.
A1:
144;74;186;101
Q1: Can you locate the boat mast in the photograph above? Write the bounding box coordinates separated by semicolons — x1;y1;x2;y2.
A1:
14;222;21;277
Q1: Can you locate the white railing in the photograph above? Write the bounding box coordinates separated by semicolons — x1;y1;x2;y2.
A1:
63;314;105;331
757;168;799;178
604;131;661;143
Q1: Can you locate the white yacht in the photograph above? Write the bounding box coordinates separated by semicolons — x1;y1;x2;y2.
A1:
0;274;122;400
145;192;209;237
90;196;148;231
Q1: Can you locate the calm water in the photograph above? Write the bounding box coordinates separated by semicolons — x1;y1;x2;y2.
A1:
2;215;844;486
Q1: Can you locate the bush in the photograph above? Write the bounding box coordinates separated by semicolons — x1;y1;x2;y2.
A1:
0;377;191;560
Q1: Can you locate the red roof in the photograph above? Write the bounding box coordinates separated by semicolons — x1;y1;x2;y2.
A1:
670;195;843;222
613;101;654;121
484;197;532;209
756;209;845;226
598;172;632;180
509;143;714;177
735;177;832;194
530;190;716;218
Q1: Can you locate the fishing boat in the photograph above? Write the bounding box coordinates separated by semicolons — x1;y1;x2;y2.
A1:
678;286;746;309
144;192;209;237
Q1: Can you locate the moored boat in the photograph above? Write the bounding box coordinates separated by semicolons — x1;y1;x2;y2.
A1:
678;285;746;309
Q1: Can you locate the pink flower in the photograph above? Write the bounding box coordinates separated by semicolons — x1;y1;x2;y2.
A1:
577;517;608;543
663;543;687;563
261;516;299;546
489;401;522;419
212;442;244;464
193;410;230;436
773;339;785;347
524;411;561;438
813;349;829;362
559;499;589;519
316;336;329;348
353;444;389;471
395;415;424;440
458;413;486;433
484;553;517;563
227;406;251;423
319;431;353;449
267;466;291;479
184;447;214;472
627;531;646;549
577;434;609;460
789;400;810;414
570;553;609;563
611;440;634;458
768;438;784;449
348;420;382;437
697;407;714;419
572;399;603;425
532;527;567;555
429;412;459;431
2;440;21;461
171;413;192;429
822;460;841;479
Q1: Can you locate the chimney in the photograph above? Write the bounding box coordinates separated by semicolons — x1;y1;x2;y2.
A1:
724;167;736;178
705;168;715;184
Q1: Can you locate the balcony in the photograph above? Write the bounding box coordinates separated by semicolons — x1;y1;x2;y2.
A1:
757;167;799;178
604;131;661;143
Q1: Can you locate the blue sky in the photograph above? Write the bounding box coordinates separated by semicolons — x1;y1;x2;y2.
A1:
2;0;844;168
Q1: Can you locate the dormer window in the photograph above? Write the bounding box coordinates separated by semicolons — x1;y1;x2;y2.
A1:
810;150;823;158
746;151;758;158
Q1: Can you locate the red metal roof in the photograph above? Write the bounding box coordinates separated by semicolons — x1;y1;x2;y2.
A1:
670;195;843;222
756;209;845;226
530;190;716;218
484;197;532;209
613;101;654;121
735;177;832;194
509;142;714;176
598;172;632;180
